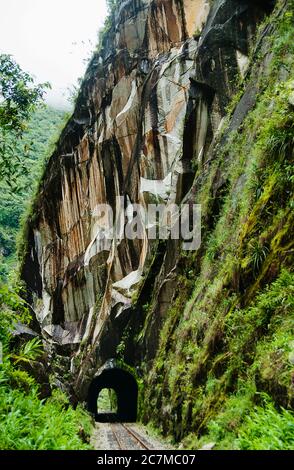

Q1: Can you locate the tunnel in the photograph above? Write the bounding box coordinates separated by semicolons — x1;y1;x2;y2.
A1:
87;365;138;422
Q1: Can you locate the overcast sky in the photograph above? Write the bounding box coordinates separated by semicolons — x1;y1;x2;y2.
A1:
0;0;108;109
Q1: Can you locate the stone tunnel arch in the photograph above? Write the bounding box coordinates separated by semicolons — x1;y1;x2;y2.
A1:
87;364;138;422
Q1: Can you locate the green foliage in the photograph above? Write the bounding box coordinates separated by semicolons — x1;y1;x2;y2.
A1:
0;55;50;184
0;105;65;281
0;387;92;450
116;326;132;359
0;282;30;344
6;369;36;393
106;0;118;10
97;0;119;48
190;386;256;449
12;338;43;365
185;392;294;450
237;399;294;450
0;55;65;282
0;284;93;450
97;388;118;413
0;54;48;134
248;239;269;273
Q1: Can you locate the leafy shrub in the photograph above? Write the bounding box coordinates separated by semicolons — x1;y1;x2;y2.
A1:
237;400;294;450
0;284;93;450
0;386;92;450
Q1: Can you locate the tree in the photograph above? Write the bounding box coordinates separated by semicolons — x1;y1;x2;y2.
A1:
0;54;50;185
0;105;65;281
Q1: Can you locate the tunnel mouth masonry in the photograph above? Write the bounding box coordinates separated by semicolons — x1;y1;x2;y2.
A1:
87;366;138;423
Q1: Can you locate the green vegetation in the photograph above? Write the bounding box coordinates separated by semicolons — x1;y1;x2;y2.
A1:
0;387;92;450
141;1;294;450
179;270;294;450
97;389;118;413
97;0;119;44
237;400;294;450
0;105;65;280
0;54;66;281
0;54;49;184
0;283;93;450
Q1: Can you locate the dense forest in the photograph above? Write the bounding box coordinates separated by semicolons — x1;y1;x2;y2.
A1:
0;106;65;280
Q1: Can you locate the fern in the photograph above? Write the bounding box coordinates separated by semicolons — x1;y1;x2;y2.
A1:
12;337;43;365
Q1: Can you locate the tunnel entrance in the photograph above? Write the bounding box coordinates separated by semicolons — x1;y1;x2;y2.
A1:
88;365;138;422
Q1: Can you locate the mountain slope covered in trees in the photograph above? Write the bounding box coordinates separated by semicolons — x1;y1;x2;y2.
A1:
0;106;65;280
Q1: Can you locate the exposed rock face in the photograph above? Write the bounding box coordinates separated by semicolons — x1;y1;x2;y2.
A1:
22;0;276;403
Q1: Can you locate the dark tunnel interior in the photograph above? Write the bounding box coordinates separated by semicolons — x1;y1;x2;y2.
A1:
87;368;138;422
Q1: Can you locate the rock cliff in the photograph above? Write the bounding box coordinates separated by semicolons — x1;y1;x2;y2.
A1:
21;0;293;445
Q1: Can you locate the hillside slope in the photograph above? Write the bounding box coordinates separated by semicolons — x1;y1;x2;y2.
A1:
0;106;65;280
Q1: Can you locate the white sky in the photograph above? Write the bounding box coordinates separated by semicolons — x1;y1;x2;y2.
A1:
0;0;108;109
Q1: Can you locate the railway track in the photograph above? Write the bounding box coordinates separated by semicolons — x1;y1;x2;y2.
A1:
110;423;152;450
